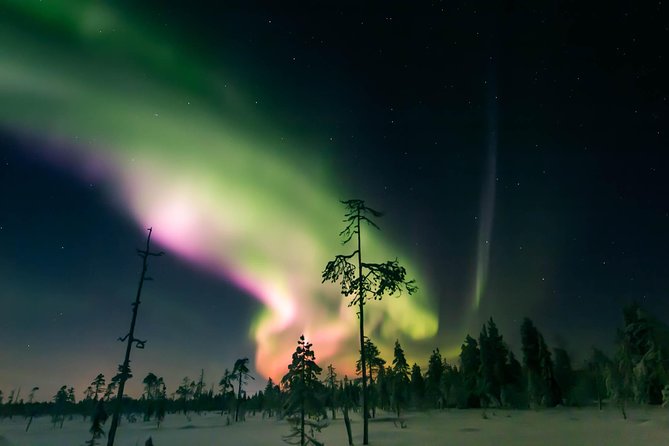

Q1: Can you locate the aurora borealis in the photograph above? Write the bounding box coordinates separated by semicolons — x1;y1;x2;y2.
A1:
1;1;438;384
2;1;668;399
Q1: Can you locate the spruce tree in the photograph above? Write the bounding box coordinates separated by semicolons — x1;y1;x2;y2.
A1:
322;199;416;445
410;363;425;407
479;318;510;407
376;366;392;411
553;348;574;403
356;337;386;383
262;378;280;418
425;349;444;408
338;377;359;446
391;340;410;417
355;337;385;417
520;318;561;407
282;335;327;446
587;348;610;410
325;365;338;420
459;335;481;408
440;363;459;408
617;304;669;404
85;399;108;446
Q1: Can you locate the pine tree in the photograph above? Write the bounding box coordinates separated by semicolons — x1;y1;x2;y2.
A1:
175;377;195;419
155;381;167;428
91;374;106;401
219;368;235;416
282;335;327;446
142;373;160;421
322;199;416;445
232;358;254;422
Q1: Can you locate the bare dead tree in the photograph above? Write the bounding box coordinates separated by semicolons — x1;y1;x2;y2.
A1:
106;228;163;446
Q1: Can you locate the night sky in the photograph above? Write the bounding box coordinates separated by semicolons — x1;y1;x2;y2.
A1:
1;1;668;400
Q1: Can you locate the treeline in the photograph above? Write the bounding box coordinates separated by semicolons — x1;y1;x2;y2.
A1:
2;303;667;435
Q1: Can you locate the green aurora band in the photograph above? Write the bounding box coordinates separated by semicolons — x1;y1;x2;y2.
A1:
0;2;438;378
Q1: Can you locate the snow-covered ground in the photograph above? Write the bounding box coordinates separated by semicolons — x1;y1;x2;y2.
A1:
1;406;666;445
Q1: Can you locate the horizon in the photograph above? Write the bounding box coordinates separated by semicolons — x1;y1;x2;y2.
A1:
1;0;667;410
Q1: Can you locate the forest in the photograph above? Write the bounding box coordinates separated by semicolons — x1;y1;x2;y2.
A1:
1;303;668;446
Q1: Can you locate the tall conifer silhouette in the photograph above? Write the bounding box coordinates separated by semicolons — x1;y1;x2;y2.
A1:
322;199;416;445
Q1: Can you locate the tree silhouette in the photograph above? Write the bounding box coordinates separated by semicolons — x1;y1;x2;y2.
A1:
219;368;235;418
478;317;509;407
175;377;195;420
410;363;425;407
588;348;610;410
520;318;561;407
425;349;444;408
391;339;410;417
553;348;574;404
322;199;416;445
107;228;163;446
262;377;280;418
338;376;358;446
460;335;481;408
52;385;70;429
324;364;338;420
193;369;206;414
25;387;39;432
85;399;108;446
232;358;254;422
356;337;386;384
282;335;327;446
91;374;106;402
142;372;162;421
155;380;167;428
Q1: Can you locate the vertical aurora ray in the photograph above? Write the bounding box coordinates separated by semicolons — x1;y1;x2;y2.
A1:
472;73;498;310
0;3;437;378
